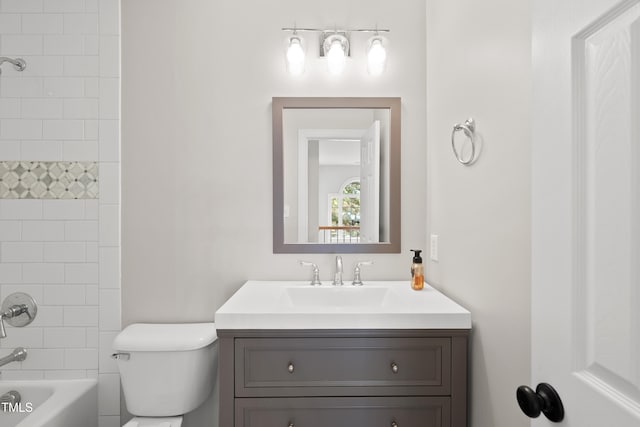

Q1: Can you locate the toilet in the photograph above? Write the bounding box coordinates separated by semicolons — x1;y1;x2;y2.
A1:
112;323;218;427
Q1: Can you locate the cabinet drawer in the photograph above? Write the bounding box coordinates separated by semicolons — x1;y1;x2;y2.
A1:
235;337;451;397
235;397;450;427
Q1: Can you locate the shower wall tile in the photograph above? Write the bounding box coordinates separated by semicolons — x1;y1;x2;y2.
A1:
1;3;121;423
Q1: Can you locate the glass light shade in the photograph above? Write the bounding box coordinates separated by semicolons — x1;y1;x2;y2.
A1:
286;36;305;75
367;38;387;76
327;39;346;75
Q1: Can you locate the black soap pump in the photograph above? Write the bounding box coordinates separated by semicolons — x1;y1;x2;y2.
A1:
410;249;424;290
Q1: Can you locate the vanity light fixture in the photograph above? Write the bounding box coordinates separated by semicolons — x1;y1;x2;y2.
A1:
282;26;390;76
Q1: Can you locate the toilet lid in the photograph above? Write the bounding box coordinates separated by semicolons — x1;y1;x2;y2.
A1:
123;416;183;427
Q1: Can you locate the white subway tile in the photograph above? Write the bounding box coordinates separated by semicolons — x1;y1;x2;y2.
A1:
0;199;43;220
86;327;98;347
22;14;64;34
87;369;98;379
22;263;65;283
1;119;43;139
64;306;98;326
25;56;64;77
86;242;98;261
99;247;119;289
0;77;43;98
85;0;98;13
98;204;119;247
83;35;99;55
0;14;21;33
21;349;64;370
85;285;98;305
65;262;98;283
99;0;119;34
43;77;85;98
0;221;21;240
98;373;120;415
44;327;86;348
99;162;119;204
98;331;118;373
43;284;86;305
99;289;120;330
0;141;21;158
84;199;99;219
44;35;83;55
66;348;98;369
1;0;43;13
63;56;99;77
22;220;65;241
21;98;63;119
98;415;120;427
44;370;86;380
84;77;99;98
65;220;98;241
99;78;119;119
43;200;84;219
2;371;45;380
1;242;43;262
1;327;43;348
0;99;20;118
64;14;99;35
31;305;64;327
0;264;22;282
44;0;84;13
21;140;64;160
42;119;84;140
63;140;98;160
98;119;119;162
1;35;43;55
99;36;119;77
63;98;98;119
1;284;42;302
85;119;99;138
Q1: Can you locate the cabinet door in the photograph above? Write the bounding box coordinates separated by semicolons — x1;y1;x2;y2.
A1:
235;337;451;397
235;397;451;427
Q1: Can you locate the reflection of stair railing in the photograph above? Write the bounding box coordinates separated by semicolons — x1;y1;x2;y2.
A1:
318;226;360;243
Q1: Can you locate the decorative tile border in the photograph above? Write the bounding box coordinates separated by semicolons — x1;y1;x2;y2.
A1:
0;161;98;199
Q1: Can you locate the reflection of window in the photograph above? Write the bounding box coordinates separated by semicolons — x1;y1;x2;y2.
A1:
327;178;360;242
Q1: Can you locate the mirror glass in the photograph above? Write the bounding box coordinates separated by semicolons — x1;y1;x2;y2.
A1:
273;97;401;253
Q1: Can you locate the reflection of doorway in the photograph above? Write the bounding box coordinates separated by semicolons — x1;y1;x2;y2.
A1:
325;178;360;243
297;123;380;243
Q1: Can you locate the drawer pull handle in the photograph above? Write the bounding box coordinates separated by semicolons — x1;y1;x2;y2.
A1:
391;362;399;373
288;362;295;373
391;422;398;427
288;423;295;427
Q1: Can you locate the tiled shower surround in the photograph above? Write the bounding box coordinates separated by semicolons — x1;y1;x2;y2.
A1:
0;1;121;427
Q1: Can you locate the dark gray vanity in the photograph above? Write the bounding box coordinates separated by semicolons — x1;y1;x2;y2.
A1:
215;281;471;427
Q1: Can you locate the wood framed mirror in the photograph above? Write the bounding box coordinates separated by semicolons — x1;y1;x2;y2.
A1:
273;97;401;253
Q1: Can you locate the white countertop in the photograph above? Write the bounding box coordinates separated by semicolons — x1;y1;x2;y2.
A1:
214;280;471;330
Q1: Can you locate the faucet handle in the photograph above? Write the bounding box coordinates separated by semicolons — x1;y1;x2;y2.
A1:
299;261;322;286
352;261;373;286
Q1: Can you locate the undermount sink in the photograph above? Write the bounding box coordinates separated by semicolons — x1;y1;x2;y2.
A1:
283;286;390;308
215;281;471;330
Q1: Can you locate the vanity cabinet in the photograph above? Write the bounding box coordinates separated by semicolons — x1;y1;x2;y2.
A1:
218;329;469;427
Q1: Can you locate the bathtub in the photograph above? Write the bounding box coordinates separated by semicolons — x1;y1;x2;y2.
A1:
0;379;97;427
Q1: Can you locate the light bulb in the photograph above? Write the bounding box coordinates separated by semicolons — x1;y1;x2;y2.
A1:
327;39;346;75
367;38;387;76
286;36;305;75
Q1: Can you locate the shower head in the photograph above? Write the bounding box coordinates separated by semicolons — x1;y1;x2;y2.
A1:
0;57;27;75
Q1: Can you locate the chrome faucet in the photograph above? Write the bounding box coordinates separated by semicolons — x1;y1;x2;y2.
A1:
0;347;27;368
332;256;344;286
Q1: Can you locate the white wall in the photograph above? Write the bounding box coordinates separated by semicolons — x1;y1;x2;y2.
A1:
121;0;426;320
0;1;121;426
426;1;531;427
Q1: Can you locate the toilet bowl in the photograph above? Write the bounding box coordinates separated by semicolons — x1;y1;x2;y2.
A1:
113;323;218;427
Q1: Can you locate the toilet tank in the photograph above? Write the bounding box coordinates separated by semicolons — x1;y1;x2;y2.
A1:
113;323;218;417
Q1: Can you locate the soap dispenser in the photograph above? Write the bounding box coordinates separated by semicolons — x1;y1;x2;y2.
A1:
410;249;424;290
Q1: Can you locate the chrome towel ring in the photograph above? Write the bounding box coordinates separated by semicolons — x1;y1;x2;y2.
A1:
451;118;477;165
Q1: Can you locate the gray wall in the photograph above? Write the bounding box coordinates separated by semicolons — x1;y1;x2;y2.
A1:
426;1;532;427
121;0;426;319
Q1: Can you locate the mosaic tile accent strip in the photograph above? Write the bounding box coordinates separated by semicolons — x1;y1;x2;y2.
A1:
0;161;98;199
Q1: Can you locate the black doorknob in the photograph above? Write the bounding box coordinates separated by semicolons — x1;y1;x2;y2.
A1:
516;382;564;422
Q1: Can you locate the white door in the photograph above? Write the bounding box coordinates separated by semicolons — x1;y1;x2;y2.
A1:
531;0;640;426
359;120;381;243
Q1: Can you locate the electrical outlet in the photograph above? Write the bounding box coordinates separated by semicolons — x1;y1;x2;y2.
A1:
430;234;439;262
